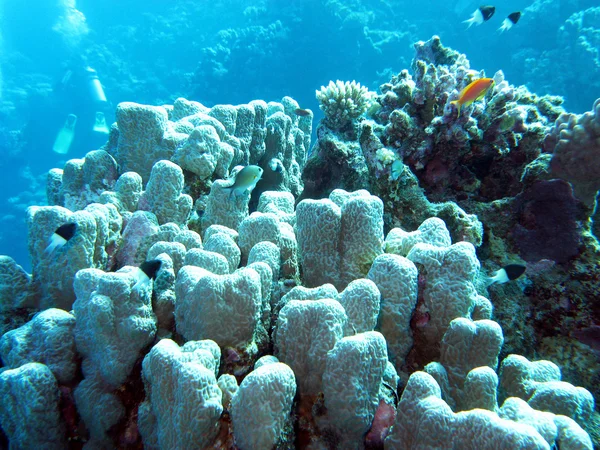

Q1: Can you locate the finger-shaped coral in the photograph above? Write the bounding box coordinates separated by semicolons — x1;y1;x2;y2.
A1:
73;362;126;449
48;150;119;211
296;189;384;290
406;241;490;345
499;354;595;429
367;254;418;369
424;318;504;411
174;266;262;353
296;198;341;287
172;124;234;180
0;363;66;450
339;278;380;335
275;298;347;395
274;283;339;320
230;362;296;450
499;397;593;450
248;241;280;281
28;206;100;310
113;102;179;182
0;308;77;384
138;339;223;449
238;212;281;264
99;171;143;215
385;371;550;449
73;267;157;388
322;331;388;445
384;217;451;256
200;179;252;232
115;211;160;267
184;248;230;274
0;255;36;314
137;160;192;226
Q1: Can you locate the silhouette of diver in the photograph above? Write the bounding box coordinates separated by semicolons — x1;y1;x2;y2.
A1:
22;57;111;170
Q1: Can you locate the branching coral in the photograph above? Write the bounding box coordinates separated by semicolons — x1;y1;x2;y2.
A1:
316;80;371;130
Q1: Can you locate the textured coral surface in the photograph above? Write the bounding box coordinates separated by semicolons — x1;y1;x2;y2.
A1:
0;36;598;450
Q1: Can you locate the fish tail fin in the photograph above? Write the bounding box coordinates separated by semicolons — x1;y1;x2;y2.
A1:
222;186;233;200
44;241;59;256
132;269;151;293
133;277;150;293
44;235;65;256
462;18;474;28
498;21;509;33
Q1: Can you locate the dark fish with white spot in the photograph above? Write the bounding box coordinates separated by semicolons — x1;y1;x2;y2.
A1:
485;263;526;286
463;5;495;28
45;222;77;255
498;11;521;32
133;259;162;291
269;158;284;173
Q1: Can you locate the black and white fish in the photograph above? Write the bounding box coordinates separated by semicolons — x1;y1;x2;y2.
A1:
269;158;284;173
133;259;162;291
463;5;496;28
498;11;521;32
485;263;526;286
44;222;77;255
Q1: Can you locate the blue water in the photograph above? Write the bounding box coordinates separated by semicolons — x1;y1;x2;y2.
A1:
1;0;598;271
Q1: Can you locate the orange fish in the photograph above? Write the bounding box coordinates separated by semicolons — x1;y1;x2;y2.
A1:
450;78;495;116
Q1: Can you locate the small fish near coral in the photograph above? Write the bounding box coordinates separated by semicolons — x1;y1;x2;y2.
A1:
294;108;312;117
133;259;162;291
450;77;495;116
498;12;521;32
463;5;496;28
224;165;264;200
390;159;405;181
269;158;284;173
485;263;526;287
44;222;77;256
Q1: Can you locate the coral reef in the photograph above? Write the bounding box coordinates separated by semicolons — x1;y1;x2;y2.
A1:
0;308;77;384
230;361;296;449
0;363;66;449
105;95;310;211
139;338;223;448
0;34;599;449
304;36;600;435
544;98;600;208
386;370;592;450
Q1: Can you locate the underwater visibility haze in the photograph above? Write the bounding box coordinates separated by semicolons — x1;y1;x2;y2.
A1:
0;0;599;448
